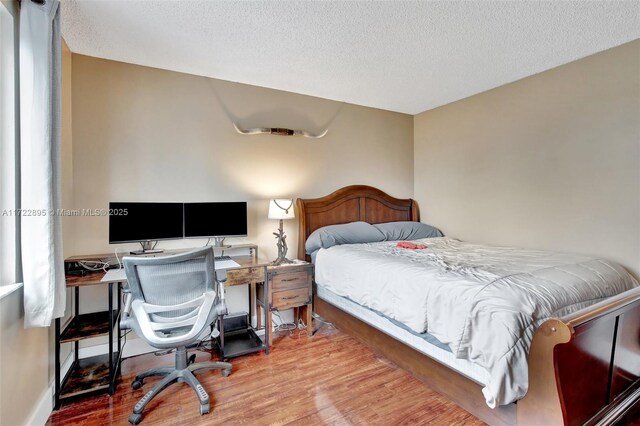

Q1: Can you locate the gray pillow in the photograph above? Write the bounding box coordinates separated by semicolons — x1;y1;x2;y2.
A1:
373;221;443;241
305;221;386;254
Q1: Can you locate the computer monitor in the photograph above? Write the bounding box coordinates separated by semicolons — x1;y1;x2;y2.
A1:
109;202;184;254
184;202;248;246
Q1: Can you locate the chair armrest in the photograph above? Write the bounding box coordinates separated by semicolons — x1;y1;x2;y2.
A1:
132;291;217;346
218;280;225;301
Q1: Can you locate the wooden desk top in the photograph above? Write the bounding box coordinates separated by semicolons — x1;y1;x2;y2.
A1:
65;243;258;262
65;255;270;287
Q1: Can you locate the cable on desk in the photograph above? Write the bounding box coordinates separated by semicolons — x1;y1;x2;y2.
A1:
78;260;111;272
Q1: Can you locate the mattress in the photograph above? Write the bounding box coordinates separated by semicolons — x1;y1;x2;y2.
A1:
315;284;491;385
314;237;639;407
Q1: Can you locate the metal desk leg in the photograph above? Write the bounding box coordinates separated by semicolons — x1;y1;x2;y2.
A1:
116;282;122;378
74;287;79;363
108;282;114;394
248;282;253;326
264;269;269;354
54;317;61;409
219;314;225;358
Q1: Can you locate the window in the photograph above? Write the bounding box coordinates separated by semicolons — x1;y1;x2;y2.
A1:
0;1;20;293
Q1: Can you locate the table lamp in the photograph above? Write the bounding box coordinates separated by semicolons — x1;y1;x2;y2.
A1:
268;199;295;265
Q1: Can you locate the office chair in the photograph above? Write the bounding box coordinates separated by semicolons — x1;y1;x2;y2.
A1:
121;247;232;424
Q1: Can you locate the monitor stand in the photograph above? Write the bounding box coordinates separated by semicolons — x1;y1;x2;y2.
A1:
212;237;228;248
130;241;164;255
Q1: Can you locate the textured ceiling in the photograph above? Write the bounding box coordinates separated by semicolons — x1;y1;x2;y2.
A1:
61;1;640;115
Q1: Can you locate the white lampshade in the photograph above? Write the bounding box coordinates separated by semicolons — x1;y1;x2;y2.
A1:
268;199;295;220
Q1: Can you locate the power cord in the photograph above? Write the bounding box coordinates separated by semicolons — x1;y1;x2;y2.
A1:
114;247;122;270
195;336;215;352
121;329;131;356
272;310;296;332
312;313;333;327
271;311;313;339
297;318;306;330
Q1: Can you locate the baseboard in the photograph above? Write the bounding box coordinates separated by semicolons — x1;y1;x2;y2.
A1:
60;352;74;384
26;384;54;426
34;334;180;425
77;330;237;360
39;333;226;424
78;336;156;359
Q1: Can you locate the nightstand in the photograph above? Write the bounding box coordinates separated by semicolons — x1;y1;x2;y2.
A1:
256;261;314;347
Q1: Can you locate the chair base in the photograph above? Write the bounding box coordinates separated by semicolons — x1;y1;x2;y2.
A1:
128;347;231;424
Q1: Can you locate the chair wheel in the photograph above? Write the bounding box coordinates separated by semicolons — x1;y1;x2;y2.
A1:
129;413;142;424
222;368;231;377
131;380;143;390
200;403;210;415
188;354;196;365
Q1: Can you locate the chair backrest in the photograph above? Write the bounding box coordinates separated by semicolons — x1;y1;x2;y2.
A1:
124;247;216;318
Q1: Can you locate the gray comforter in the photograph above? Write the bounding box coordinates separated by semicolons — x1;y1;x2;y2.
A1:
314;237;639;407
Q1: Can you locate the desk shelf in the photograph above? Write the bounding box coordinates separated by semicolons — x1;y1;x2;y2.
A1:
60;354;113;400
60;310;119;343
217;328;264;358
55;275;123;410
216;252;270;359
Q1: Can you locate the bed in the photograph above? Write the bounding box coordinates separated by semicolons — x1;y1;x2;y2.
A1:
296;185;640;426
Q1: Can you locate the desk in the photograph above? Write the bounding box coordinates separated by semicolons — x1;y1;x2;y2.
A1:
57;245;268;407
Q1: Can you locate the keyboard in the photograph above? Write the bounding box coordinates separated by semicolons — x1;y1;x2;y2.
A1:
100;257;240;282
215;258;240;270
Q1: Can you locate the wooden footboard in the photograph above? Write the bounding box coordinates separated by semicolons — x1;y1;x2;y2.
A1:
519;286;640;426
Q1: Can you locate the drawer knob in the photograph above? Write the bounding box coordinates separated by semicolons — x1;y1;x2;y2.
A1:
281;295;299;300
281;278;297;282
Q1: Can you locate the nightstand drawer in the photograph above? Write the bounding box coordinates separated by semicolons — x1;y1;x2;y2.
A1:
226;267;264;286
271;271;310;291
272;287;311;310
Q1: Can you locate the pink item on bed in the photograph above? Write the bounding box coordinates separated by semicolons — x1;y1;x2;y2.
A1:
396;241;427;249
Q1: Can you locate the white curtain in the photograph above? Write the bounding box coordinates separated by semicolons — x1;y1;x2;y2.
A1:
19;0;65;327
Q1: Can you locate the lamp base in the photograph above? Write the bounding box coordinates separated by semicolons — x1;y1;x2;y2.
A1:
272;219;293;266
271;257;294;266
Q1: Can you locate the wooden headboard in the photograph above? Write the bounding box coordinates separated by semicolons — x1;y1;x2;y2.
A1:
296;185;419;261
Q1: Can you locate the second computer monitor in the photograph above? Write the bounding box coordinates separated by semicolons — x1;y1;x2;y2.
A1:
183;202;248;239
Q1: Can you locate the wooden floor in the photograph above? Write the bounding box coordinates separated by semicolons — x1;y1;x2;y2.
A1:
48;325;485;425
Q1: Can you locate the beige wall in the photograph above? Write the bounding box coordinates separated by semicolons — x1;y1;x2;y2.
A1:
414;40;640;278
70;54;414;312
0;288;50;425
